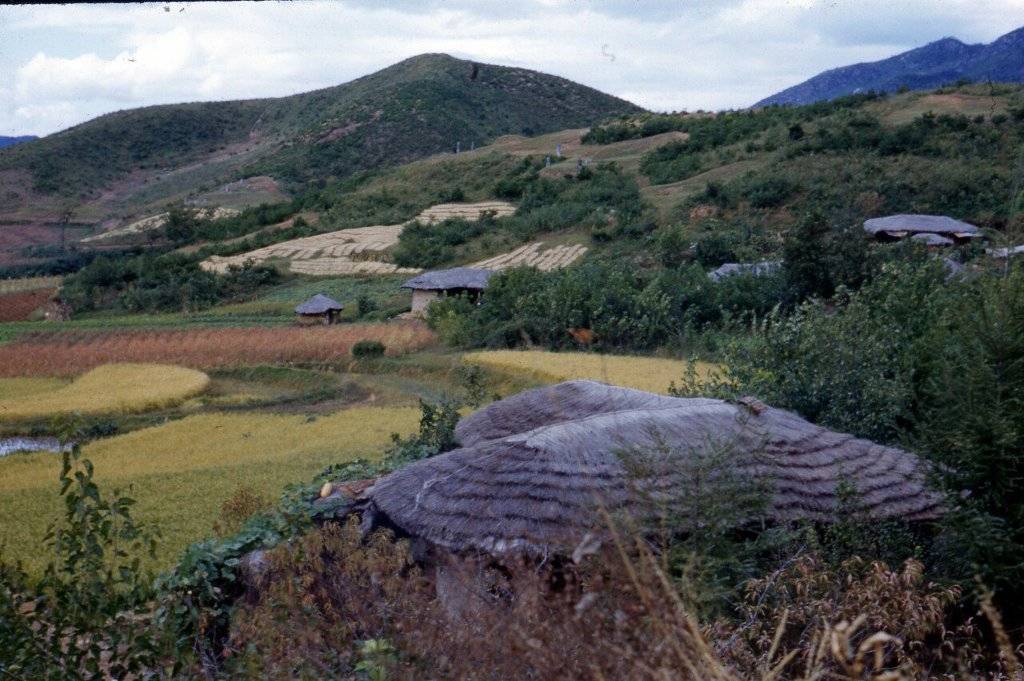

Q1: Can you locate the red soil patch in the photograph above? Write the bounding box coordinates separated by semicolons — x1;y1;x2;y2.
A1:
0;288;56;321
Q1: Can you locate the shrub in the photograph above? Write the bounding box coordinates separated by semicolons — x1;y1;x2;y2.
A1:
351;340;386;359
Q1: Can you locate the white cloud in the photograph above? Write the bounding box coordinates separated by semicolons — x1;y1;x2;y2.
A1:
1;1;1023;136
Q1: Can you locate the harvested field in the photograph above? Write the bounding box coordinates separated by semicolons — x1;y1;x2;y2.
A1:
416;201;515;222
0;363;209;419
202;224;415;275
0;287;55;322
201;201;516;276
0;322;435;376
473;241;587;271
0;406;419;571
464;350;720;394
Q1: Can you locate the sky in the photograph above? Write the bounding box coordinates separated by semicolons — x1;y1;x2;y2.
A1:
1;0;1023;137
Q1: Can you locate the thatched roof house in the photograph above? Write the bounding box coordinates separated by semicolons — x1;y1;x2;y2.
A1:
863;214;981;243
356;381;942;558
708;261;781;282
401;267;494;314
294;293;344;325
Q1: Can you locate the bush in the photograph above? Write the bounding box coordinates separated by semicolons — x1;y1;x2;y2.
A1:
351;340;386;359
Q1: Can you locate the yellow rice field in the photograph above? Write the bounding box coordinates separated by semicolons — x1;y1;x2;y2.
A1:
463;350;720;394
0;406;419;571
0;363;209;420
0;377;66;400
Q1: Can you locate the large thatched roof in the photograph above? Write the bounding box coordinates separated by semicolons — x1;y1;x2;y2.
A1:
295;293;343;315
361;381;942;557
401;267;493;291
863;214;980;238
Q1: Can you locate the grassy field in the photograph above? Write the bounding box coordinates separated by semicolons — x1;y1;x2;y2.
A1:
463;350;720;394
0;364;209;419
0;406;420;572
0;377;66;400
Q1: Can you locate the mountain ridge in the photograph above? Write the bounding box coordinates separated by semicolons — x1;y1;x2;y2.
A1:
0;53;641;225
755;26;1024;106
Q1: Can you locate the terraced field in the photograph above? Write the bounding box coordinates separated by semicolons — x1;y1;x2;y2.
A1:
473;241;588;271
202;201;515;276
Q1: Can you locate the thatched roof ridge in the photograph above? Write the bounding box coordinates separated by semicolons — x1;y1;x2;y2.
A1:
295;293;344;314
863;214;980;237
363;381;943;557
401;267;493;291
708;261;782;282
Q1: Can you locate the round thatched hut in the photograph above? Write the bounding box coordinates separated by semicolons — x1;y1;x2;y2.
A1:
355;381;943;558
295;293;344;325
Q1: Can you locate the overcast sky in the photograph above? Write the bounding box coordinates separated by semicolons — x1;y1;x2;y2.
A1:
1;0;1023;137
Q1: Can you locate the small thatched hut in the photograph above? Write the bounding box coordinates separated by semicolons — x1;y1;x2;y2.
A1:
353;381;943;558
863;214;981;244
294;293;344;325
401;267;493;315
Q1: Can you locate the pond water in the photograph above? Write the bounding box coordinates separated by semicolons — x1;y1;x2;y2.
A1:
0;437;69;457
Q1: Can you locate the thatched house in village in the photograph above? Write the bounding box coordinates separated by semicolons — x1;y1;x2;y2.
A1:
294;293;344;325
401;267;494;315
708;260;782;282
337;381;942;560
863;214;982;244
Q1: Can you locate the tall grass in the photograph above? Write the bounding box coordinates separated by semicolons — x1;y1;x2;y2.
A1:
0;322;435;376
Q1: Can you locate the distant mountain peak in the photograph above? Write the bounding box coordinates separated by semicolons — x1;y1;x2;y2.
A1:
755;25;1024;107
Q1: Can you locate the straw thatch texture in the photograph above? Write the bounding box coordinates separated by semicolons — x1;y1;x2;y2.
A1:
363;380;942;557
401;267;493;291
294;293;344;315
863;214;980;238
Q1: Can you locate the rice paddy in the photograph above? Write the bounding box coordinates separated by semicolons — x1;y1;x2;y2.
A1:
463;350;720;394
0;406;420;572
0;322;435;376
0;363;210;419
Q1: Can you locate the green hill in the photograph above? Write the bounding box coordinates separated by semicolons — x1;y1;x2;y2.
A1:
0;54;641;226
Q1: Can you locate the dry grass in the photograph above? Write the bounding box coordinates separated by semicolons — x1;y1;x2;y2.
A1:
0;406;420;571
464;350;720;394
0;322;435;376
227;518;1007;680
0;363;209;420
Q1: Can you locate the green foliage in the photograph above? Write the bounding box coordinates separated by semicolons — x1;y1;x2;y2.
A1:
430;259;787;351
61;252;279;314
352;340;386;358
0;421;170;679
782;211;880;300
